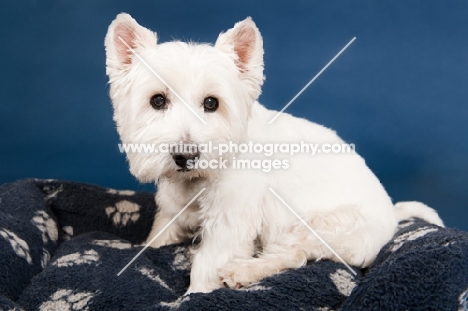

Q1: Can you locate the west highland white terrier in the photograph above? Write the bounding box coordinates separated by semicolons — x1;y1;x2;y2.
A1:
105;13;443;294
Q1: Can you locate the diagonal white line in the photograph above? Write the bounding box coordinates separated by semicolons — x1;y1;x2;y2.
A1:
117;187;206;276
268;37;356;124
117;36;207;125
268;188;357;275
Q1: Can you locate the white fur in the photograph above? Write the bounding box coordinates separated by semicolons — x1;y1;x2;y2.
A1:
104;14;444;294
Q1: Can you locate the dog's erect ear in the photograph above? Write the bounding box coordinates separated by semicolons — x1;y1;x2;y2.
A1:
215;17;265;100
105;13;157;78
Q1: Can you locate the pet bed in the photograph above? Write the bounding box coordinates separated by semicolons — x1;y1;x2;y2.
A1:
0;179;467;310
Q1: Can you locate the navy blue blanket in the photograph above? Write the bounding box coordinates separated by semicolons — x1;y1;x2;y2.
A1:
0;179;467;310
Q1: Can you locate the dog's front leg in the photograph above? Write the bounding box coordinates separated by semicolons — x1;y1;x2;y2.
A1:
184;195;260;294
146;207;185;248
186;228;256;294
146;181;199;248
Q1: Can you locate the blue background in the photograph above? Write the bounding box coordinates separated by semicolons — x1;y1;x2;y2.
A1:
1;1;467;230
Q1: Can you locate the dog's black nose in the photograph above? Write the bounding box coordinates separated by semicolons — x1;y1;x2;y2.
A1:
172;152;200;169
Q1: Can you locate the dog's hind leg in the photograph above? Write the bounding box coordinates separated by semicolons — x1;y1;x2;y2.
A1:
219;206;386;288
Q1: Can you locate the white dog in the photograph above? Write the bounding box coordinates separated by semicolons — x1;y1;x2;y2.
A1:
105;13;443;294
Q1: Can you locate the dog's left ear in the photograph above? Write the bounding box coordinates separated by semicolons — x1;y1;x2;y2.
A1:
215;17;264;100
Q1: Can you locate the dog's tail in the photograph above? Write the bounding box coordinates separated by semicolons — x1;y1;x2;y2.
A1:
394;201;444;227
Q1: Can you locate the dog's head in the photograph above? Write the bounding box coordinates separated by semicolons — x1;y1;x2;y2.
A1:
105;13;264;182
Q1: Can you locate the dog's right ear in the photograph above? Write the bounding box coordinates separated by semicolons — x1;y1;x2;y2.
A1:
105;13;157;79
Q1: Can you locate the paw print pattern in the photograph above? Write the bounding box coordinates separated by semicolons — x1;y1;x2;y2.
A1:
137;267;173;292
53;249;99;268
107;188;136;196
39;289;96;311
329;268;356;296
42;249;51;268
172;246;191;270
0;228;32;264
92;239;132;250
62;226;74;241
391;226;438;252
42;184;64;201
459;288;468;311
31;210;58;244
105;200;141;226
397;218;416;230
159;296;191;309
240;285;271;291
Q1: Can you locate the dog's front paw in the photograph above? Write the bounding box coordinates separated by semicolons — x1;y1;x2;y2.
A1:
219;261;259;289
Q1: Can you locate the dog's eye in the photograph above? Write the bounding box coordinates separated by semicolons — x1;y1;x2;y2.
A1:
150;94;166;110
203;97;219;112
